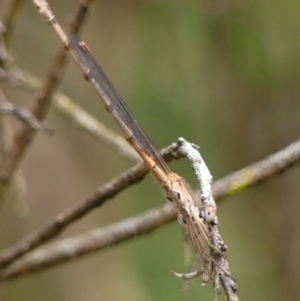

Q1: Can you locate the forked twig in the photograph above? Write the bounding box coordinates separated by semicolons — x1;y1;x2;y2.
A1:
0;0;94;199
55;93;140;162
0;101;53;133
0;66;139;162
1;138;300;287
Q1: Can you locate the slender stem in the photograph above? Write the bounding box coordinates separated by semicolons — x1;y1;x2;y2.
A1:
0;204;176;280
0;144;175;269
3;0;25;48
0;67;139;162
0;0;95;199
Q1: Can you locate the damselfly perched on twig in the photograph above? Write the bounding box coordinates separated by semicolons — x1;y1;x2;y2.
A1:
33;1;238;300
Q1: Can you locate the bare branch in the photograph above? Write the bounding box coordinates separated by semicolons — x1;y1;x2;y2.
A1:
0;144;175;269
0;20;8;66
0;204;176;280
1;67;140;162
1;139;300;280
0;92;28;215
55;93;140;162
0;19;28;212
3;0;24;46
213;138;300;200
0;101;53;133
3;0;25;48
0;0;94;199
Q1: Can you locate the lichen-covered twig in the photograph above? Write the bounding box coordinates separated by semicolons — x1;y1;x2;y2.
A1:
213;138;300;200
174;138;238;301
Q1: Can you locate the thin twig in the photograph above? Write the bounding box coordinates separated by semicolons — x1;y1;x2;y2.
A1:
0;0;95;199
212;138;300;200
3;0;25;48
0;101;53;133
1;67;140;162
0;203;176;280
0;19;28;213
0;92;28;214
175;138;217;212
1;138;300;278
175;138;237;301
55;93;140;162
0;20;8;66
0;144;176;270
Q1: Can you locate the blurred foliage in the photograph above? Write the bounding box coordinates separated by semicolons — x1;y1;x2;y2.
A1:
1;0;300;300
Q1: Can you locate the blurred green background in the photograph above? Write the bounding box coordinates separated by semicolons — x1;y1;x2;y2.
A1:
1;0;300;300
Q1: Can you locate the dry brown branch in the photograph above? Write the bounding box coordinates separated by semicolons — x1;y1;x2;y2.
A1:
1;67;139;162
56;95;140;162
0;0;94;199
0;93;28;214
0;144;175;269
0;101;53;133
0;203;176;280
0;138;300;280
212;138;300;200
3;0;25;48
0;20;8;66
